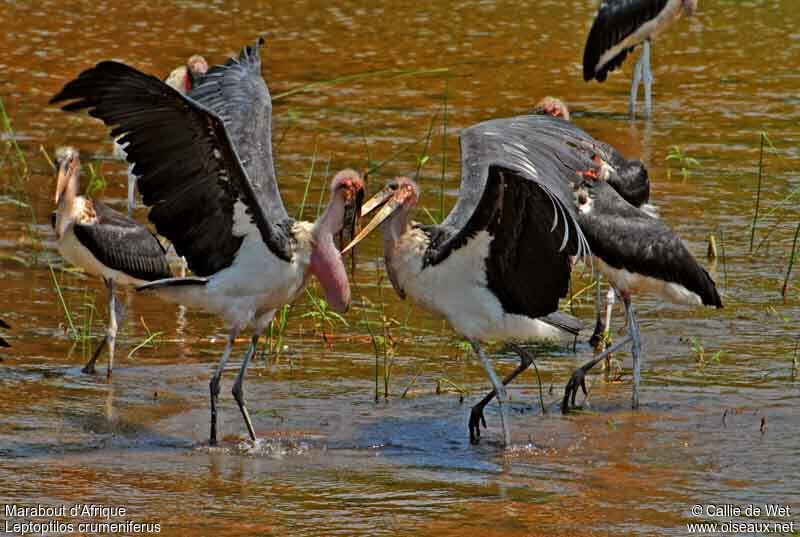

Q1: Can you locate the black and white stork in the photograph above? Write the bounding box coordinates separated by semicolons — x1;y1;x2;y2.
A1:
51;38;365;446
343;117;592;446
0;319;10;348
583;0;699;117
463;115;720;412
52;146;172;378
533;96;653;348
112;54;209;216
346;115;722;440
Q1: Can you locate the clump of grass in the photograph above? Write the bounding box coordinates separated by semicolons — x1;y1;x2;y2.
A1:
302;287;349;341
265;304;291;360
690;337;723;370
0;96;28;178
84;162;107;198
665;146;699;181
49;264;78;339
127;317;162;359
360;270;398;401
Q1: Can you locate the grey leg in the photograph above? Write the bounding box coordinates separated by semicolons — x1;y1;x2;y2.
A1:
589;273;606;348
231;312;273;442
623;297;643;409
82;279;120;378
126;166;136;217
629;46;645;118
209;327;240;446
105;279;123;380
469;344;535;444
469;339;511;446
83;335;107;375
642;39;653;118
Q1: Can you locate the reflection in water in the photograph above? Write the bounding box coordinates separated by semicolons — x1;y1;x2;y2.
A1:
0;1;799;536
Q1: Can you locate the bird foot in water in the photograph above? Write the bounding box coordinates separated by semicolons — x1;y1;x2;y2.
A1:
562;367;589;414
81;363;97;375
468;405;488;444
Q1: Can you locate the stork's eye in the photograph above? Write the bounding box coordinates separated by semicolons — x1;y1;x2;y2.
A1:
389;183;399;191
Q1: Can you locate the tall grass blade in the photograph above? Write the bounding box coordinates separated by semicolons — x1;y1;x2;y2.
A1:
749;133;765;254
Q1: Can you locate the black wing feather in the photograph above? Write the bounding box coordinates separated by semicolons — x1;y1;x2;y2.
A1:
594;140;650;207
50;43;291;277
425;116;593;319
73;202;172;281
189;37;288;220
583;0;669;82
578;180;722;307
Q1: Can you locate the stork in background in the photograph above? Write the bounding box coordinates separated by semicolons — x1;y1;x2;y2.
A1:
583;0;698;118
343;117;592;446
112;54;209;216
52;147;172;378
51;38;365;446
0;319;10;348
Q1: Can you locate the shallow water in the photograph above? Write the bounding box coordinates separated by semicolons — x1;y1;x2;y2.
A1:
1;1;799;535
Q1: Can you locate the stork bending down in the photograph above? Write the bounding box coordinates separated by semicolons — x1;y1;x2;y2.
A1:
51;38;365;445
583;0;698;118
52;147;172;378
533;96;653;348
562;145;721;411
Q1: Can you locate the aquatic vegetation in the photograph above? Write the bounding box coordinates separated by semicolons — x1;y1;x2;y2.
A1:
665;145;699;181
689;336;723;371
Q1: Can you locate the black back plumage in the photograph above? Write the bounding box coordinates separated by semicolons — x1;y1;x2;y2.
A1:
577;180;722;307
422;116;593;320
583;0;669;82
0;319;9;347
595;140;650;207
49;38;293;277
71;202;172;281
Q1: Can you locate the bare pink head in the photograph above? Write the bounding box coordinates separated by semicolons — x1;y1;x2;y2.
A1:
341;176;419;255
164;54;209;94
310;169;365;314
532;96;571;121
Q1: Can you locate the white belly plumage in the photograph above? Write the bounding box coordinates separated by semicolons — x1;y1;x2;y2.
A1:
391;229;567;342
592;256;702;306
142;227;311;329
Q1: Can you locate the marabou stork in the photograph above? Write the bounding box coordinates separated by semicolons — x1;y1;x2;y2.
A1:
346;115;721;441
533;96;653;348
0;319;10;348
343;117;592;446
583;0;698;118
113;55;209;216
51;38;365;446
52;146;172;378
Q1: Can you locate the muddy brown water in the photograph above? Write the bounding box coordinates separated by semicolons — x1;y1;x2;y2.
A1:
1;1;798;535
